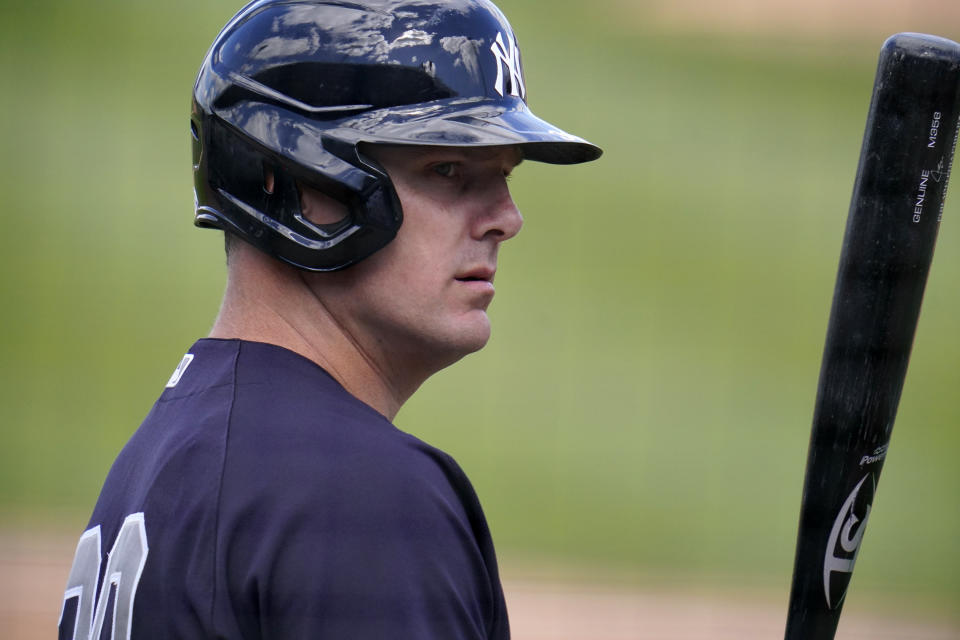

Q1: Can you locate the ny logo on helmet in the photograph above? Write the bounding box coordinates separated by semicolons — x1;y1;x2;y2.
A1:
490;31;525;100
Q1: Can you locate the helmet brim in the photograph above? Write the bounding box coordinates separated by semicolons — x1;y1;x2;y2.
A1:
326;97;602;165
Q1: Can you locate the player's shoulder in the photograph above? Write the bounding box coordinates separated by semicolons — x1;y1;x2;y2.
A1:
160;337;386;437
205;339;466;499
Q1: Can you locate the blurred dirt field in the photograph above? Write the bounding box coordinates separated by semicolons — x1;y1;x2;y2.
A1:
7;530;958;640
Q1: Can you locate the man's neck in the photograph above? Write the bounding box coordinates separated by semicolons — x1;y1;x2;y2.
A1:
209;249;414;421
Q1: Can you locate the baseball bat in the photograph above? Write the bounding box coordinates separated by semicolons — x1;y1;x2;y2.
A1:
783;33;960;640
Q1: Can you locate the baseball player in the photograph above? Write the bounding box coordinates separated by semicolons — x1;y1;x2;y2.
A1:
58;1;600;638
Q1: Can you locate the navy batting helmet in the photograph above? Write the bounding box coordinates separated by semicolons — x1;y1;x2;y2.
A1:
191;0;602;271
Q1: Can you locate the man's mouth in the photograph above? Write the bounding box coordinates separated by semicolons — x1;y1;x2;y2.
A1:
455;266;495;283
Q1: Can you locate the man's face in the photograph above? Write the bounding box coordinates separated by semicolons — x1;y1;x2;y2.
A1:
305;144;524;376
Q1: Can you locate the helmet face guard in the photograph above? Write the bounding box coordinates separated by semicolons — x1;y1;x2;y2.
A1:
192;0;602;271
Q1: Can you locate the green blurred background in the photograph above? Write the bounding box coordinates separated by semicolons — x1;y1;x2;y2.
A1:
2;0;958;627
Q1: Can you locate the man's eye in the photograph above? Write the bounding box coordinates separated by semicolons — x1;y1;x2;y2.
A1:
432;162;457;178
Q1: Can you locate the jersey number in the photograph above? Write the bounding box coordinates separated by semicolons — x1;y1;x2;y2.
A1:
59;513;149;640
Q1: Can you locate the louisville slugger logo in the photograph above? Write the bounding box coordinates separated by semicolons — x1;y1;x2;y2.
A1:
490;31;525;99
823;474;874;609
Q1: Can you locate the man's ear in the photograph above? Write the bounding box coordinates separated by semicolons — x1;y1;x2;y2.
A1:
298;182;350;226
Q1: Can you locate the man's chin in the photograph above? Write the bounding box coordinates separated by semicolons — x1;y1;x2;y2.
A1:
461;312;492;350
433;316;492;366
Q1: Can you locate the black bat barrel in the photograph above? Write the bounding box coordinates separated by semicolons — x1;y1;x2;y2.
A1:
784;33;960;640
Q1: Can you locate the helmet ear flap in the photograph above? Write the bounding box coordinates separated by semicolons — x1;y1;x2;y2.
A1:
261;164;301;228
321;136;404;235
